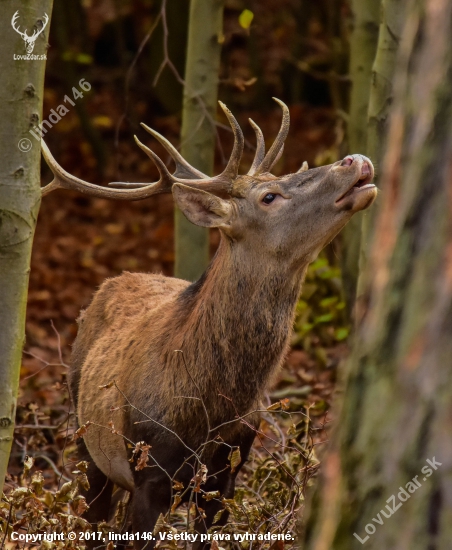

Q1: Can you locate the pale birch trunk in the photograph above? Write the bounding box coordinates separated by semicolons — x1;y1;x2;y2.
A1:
175;0;224;281
341;0;380;311
356;0;405;303
0;1;53;494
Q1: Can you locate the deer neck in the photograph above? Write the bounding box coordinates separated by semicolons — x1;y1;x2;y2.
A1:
171;236;308;417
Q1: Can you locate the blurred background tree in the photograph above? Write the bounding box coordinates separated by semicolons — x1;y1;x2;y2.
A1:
175;0;225;280
302;0;452;547
340;0;379;311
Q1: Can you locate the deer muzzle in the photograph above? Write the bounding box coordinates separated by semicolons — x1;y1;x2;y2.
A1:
335;154;377;211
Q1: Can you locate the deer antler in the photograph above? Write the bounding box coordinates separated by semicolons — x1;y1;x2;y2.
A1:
111;102;244;194
41;102;244;199
247;98;290;176
247;119;265;175
41;100;292;200
41;140;174;200
139;124;208;180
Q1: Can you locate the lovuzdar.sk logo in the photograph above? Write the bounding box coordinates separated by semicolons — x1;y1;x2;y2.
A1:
12;10;49;60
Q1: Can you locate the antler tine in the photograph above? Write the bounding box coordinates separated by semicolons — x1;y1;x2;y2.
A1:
41;140;173;200
133;135;176;185
297;161;309;173
216;101;244;181
111;134;231;195
142;100;244;187
247;119;265;176
272;144;284;169
140;123;208;180
157;101;244;195
254;98;290;175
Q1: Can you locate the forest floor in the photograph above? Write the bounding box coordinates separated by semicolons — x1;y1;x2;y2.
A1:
4;102;348;547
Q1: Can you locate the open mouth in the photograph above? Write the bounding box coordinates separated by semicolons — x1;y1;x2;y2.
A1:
335;161;376;204
354;172;373;189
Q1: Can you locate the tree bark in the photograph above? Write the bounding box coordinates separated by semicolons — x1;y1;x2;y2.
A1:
174;0;224;281
341;0;380;312
0;1;53;494
355;0;405;302
302;0;452;548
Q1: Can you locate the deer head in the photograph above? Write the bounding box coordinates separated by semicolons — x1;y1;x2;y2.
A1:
12;11;49;54
41;99;377;270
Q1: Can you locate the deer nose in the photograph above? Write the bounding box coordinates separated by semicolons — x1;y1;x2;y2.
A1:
361;161;371;176
341;155;372;177
341;156;354;167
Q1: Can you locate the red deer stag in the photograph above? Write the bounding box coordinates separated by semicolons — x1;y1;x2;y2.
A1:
41;99;376;547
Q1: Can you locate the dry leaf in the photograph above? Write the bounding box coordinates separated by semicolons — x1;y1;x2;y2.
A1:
73;421;91;441
131;441;151;471
191;464;207;492
228;447;241;473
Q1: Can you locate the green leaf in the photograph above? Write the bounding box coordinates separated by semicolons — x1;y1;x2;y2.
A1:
319;296;338;308
335;327;350;341
310;257;328;270
239;9;254;29
314;313;334;324
317;268;334;279
75;53;93;65
296;299;308;312
60;51;93;64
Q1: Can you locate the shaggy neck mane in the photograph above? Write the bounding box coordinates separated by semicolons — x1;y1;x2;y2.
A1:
165;236;308;422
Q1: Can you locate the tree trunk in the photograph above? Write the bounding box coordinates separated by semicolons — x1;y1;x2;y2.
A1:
355;0;405;303
302;0;452;548
174;0;224;281
341;0;380;312
0;1;53;494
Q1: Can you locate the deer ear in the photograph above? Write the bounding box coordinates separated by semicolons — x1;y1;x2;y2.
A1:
172;183;232;228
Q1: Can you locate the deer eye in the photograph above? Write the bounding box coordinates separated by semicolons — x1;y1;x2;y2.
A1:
262;193;277;204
